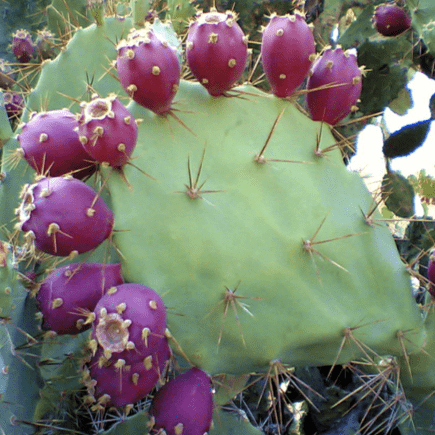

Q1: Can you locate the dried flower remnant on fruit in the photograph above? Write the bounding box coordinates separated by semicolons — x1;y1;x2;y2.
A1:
76;93;138;167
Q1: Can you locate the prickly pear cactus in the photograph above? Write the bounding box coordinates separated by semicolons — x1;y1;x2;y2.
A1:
2;0;435;433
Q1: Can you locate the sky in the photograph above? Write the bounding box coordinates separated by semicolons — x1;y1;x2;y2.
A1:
347;71;435;216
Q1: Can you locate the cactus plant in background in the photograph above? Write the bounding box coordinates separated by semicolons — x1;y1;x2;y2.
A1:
3;0;435;434
373;3;412;37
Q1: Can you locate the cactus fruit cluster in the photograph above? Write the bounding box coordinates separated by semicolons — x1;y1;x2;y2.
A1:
2;0;435;434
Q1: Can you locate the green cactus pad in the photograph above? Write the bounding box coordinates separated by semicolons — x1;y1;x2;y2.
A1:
101;410;151;434
210;408;264;435
0;242;42;435
0;91;13;147
46;0;90;38
407;0;435;56
166;0;196;34
24;16;132;116
102;80;424;375
381;170;415;218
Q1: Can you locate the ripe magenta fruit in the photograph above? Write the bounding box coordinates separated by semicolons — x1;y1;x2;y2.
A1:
149;367;214;435
261;12;315;98
10;29;35;63
116;25;181;114
306;46;362;125
16;176;114;257
91;283;167;364
75;93;138;168
186;9;248;96
36;262;124;335
373;4;411;37
17;109;95;178
83;337;171;408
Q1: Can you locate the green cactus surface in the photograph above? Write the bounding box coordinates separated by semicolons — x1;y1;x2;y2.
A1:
0;241;42;435
3;0;435;433
103;81;424;374
407;0;435;56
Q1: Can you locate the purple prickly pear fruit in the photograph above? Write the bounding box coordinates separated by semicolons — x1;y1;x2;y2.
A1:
261;12;315;98
17;109;96;178
149;367;214;435
16;176;114;257
10;29;35;63
91;283;167;364
306;46;362;125
83;337;171;408
116;25;181;115
373;4;411;37
3;91;24;120
428;254;435;297
0;59;16;89
36;262;124;335
75;93;138;168
185;9;248;96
